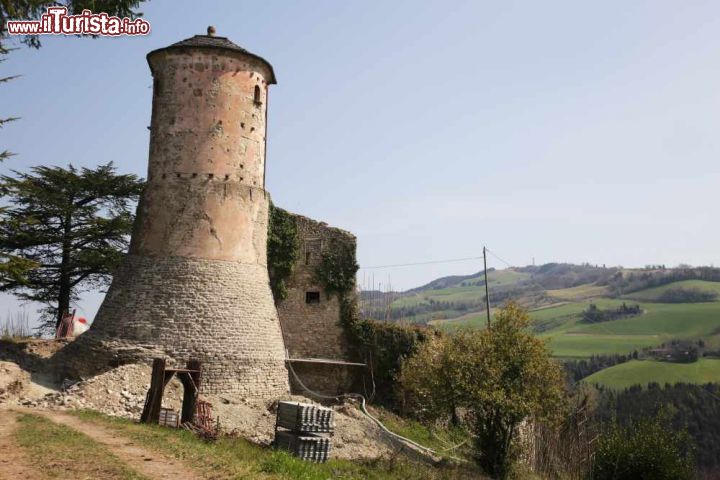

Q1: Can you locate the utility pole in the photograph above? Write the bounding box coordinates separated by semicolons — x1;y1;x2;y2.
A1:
484;246;491;329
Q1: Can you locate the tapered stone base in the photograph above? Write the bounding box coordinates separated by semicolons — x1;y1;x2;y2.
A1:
55;254;289;398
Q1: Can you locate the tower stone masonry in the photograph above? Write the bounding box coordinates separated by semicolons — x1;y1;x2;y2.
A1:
62;29;290;397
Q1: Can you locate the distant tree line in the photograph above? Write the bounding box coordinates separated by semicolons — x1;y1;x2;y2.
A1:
563;353;635;383
657;287;718;303
608;266;720;296
580;303;641;324
594;383;720;473
517;263;618;290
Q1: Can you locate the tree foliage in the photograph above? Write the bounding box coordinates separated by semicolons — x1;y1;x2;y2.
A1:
595;382;720;473
0;43;19;162
0;163;144;331
591;415;695;480
399;302;567;479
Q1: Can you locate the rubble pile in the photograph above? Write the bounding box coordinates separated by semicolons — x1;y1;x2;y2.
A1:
1;362;183;417
0;346;401;460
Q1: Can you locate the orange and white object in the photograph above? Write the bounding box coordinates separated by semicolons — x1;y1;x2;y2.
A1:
71;317;90;336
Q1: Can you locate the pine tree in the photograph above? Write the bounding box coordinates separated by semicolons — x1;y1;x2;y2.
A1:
0;163;144;331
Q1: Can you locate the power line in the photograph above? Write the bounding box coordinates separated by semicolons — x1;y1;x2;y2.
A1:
485;248;513;268
360;255;484;270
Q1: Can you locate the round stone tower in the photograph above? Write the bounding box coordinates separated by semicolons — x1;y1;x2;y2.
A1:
62;28;289;397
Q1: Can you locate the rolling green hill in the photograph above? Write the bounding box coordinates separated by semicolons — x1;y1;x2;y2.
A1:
366;264;720;358
363;264;720;386
584;359;720;389
623;279;720;302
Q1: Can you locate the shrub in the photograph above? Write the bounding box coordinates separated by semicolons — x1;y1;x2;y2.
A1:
399;302;568;479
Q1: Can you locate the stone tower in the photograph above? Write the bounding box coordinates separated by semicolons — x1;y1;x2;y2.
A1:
62;28;289;397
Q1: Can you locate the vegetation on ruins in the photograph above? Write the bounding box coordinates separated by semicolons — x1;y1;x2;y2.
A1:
399;302;567;479
311;234;437;408
314;236;358;299
267;203;299;302
346;307;437;408
0;163;144;331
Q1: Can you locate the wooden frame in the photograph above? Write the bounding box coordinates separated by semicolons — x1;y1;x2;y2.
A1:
140;358;202;425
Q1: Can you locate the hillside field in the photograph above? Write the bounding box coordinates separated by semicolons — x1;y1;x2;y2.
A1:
623;279;720;302
584;359;720;389
369;265;720;386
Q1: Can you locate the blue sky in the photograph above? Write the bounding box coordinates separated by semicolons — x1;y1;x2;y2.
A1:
2;0;720;322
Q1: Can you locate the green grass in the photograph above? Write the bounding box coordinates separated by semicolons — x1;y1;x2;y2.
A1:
430;311;490;332
546;283;609;301
528;299;720;358
455;269;530;288
583;359;720;389
373;410;473;461
73;410;482;480
623;280;720;302
14;413;147;479
429;297;720;359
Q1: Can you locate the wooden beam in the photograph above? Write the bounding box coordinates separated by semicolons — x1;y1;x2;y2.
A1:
140;358;166;424
180;359;202;424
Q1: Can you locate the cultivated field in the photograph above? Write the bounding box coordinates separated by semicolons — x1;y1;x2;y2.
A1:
584;359;720;389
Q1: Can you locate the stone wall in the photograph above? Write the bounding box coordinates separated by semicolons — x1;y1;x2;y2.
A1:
276;215;357;361
287;361;366;397
62;254;288;397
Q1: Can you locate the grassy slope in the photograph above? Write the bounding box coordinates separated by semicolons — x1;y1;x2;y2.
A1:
546;283;609;301
623;280;720;302
583;359;720;389
432;295;720;359
539;300;720;358
391;270;529;309
393;271;720;379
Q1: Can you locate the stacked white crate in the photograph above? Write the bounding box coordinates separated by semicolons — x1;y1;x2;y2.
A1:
273;401;334;462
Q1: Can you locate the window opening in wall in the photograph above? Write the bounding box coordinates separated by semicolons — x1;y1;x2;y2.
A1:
305;291;321;304
253;85;262;106
304;239;322;265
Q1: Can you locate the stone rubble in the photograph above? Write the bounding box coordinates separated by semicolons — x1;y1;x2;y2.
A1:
0;360;401;461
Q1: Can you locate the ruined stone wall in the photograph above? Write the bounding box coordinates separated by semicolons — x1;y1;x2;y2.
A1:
59;39;289;398
276;215;357;361
287;361;365;397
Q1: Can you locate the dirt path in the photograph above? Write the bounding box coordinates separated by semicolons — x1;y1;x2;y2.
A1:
32;409;205;480
0;410;44;480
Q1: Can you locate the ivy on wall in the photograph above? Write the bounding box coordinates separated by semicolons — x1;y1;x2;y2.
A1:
267;202;299;302
314;237;359;299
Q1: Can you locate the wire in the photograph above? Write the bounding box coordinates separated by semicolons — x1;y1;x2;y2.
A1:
360;256;483;270
359;248;513;271
485;248;513;268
